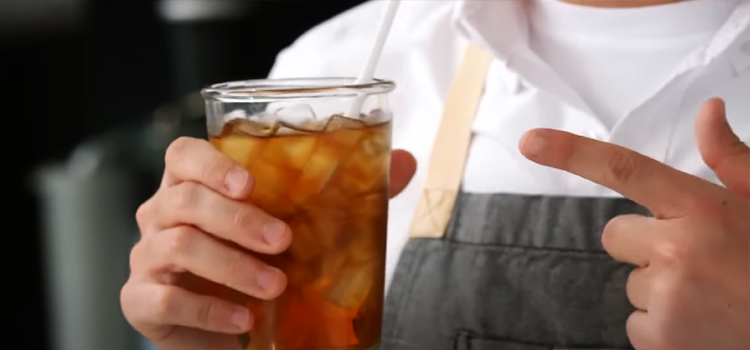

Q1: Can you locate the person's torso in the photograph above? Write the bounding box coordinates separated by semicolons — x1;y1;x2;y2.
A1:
268;0;750;291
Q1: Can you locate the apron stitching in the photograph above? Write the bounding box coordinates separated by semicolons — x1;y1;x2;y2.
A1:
464;332;553;350
439;238;611;256
458;330;632;350
443;192;466;241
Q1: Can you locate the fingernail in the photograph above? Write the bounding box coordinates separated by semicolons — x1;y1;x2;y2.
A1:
256;267;282;292
226;167;248;195
262;221;287;245
524;132;548;157
231;307;251;329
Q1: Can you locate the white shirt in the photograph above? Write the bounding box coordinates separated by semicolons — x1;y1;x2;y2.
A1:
268;0;750;290
529;0;739;128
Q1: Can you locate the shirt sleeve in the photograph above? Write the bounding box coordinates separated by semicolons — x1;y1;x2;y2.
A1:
266;12;356;79
267;46;317;79
266;1;386;80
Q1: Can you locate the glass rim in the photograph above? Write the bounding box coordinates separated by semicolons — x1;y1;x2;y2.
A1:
201;77;396;102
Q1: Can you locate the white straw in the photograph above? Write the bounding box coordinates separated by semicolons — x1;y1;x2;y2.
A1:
345;0;401;118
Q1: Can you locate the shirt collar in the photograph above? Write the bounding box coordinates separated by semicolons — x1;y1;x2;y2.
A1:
452;0;597;116
452;0;750;61
709;2;750;76
451;0;528;63
451;0;750;109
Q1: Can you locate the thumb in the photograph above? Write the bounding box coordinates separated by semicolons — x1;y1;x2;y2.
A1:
389;149;417;198
695;98;750;197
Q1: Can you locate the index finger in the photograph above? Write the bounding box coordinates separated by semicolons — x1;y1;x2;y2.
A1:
163;137;254;199
520;129;709;218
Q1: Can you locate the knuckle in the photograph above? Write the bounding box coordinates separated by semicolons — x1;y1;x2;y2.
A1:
601;216;626;251
604;149;639;186
151;287;178;322
119;281;135;316
196;298;220;328
225;251;255;281
685;192;722;218
120;281;148;328
128;242;144;271
625;270;639;298
653;240;690;269
164;227;197;260
625;312;638;335
627;315;668;350
135;200;153;228
625;314;644;346
647;273;670;300
165;137;196;169
169;182;201;211
232;206;257;231
201;154;233;188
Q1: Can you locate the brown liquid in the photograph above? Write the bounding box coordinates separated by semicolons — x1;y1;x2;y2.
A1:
209;115;391;350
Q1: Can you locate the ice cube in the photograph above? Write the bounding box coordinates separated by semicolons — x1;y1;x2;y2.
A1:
275;124;314;136
344;223;383;265
319;253;346;280
214;135;262;169
314;186;348;204
351;193;388;220
308;208;348;249
307;253;346;293
374;110;394;127
361;108;390;124
250;158;298;193
260;134;317;170
223;109;247;122
248;164;299;218
274;126;307;136
361;130;390;156
332;128;364;148
224;117;279;137
250;188;297;219
325;261;376;310
345;195;387;264
346;233;380;265
325;115;367;147
289;149;340;205
272;103;321;130
324;115;367;131
339;152;388;194
286;218;320;262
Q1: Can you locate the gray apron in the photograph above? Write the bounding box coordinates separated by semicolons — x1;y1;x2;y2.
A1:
380;45;645;350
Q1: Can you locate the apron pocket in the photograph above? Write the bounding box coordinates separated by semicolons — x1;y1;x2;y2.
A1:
455;331;549;350
383;238;635;350
455;331;628;350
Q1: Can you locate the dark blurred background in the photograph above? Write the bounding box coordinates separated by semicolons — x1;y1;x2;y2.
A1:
1;1;364;349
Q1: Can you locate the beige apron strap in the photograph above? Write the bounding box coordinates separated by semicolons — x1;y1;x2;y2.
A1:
408;44;492;239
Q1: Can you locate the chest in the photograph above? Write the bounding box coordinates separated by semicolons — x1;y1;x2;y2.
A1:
392;57;750;197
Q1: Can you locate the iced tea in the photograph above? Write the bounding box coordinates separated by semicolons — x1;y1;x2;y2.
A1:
209;113;391;350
